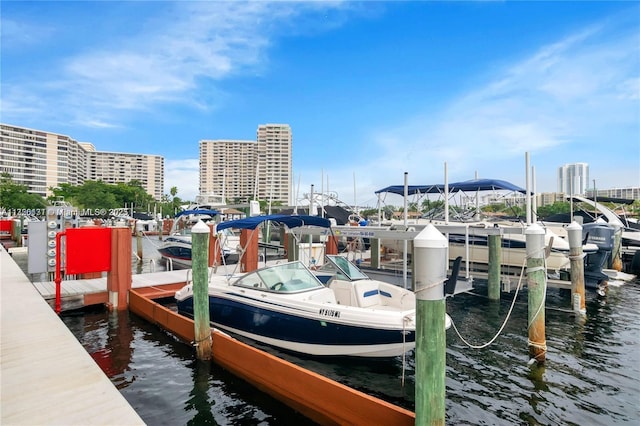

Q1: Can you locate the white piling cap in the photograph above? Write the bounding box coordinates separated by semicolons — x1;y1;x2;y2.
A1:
191;220;210;234
414;223;447;248
567;221;583;248
525;222;545;235
567;221;582;231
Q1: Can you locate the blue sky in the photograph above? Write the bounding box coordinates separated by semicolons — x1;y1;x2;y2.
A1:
2;1;639;207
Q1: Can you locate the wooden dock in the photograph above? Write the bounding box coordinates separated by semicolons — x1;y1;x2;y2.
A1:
0;246;145;425
25;259;254;312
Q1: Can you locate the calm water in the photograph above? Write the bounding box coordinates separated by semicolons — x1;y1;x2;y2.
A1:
21;238;640;424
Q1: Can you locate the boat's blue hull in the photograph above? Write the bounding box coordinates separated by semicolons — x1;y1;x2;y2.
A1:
176;294;415;356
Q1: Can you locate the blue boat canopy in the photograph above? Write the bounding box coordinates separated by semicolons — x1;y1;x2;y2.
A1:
175;209;220;218
375;178;527;195
216;214;331;231
374;184;444;196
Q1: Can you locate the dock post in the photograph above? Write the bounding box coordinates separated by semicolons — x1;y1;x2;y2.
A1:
567;222;586;314
488;233;501;300
611;229;622;271
15;217;24;246
208;224;221;267
413;224;448;425
525;224;547;365
325;235;339;255
287;232;297;262
370;238;380;269
240;229;259;272
136;231;143;262
107;227;132;310
191;220;212;360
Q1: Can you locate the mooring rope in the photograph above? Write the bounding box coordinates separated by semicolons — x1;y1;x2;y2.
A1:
449;258;527;349
140;230;162;248
413;278;447;296
191;334;212;347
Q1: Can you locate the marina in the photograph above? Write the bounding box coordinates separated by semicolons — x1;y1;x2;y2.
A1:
2;226;639;424
2;2;638;423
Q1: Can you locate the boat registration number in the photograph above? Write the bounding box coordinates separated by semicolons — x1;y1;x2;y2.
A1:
319;308;340;318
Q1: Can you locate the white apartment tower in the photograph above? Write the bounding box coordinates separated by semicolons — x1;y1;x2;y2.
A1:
256;124;292;205
199;124;292;205
558;163;589;195
81;143;164;200
1;124;83;196
199;139;257;203
0;124;164;199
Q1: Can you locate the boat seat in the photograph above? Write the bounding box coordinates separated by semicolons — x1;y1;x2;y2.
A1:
328;280;357;306
353;281;382;308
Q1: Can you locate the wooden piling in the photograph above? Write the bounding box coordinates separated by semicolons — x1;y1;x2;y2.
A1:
413;224;448;425
370;238;380;269
208;225;222;267
567;222;586;314
612;230;623;272
488;234;501;300
191;221;212;360
136;231;143;262
287;232;297;262
107;227;132;310
325;235;339;256
16;218;23;246
240;228;259;272
525;224;547;365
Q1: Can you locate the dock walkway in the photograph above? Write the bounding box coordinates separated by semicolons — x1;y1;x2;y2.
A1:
0;247;145;425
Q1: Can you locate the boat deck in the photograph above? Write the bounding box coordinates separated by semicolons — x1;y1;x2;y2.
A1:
0;246;145;425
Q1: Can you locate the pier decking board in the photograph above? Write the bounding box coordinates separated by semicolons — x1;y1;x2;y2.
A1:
1;247;145;425
31;268;192;310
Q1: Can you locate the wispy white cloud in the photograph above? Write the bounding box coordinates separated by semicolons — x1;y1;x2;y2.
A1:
0;18;56;50
347;12;640;203
1;1;353;129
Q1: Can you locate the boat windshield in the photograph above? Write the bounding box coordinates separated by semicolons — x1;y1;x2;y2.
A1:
318;255;369;281
233;261;324;293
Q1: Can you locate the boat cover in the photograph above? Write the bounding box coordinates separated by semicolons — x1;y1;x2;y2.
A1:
175;209;220;218
375;178;527;195
216;214;331;231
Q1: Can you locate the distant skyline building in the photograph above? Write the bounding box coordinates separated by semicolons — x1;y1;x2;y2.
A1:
0;123;164;200
199;124;292;205
585;187;640;200
199;139;257;203
558;163;589;195
256;124;292;205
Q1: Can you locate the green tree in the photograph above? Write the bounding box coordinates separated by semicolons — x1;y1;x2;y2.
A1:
536;202;571;219
48;180;157;215
421;199;445;214
0;173;47;212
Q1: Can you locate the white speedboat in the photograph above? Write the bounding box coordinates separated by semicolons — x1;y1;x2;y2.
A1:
174;214;452;358
158;209;239;267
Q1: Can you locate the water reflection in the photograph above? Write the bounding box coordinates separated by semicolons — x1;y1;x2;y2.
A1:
185;361;215;426
59;242;639;426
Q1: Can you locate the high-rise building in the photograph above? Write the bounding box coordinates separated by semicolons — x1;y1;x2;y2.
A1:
256;124;292;205
199;124;292;204
81;143;164;200
558;163;589;195
0;123;164;200
199;139;257;203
